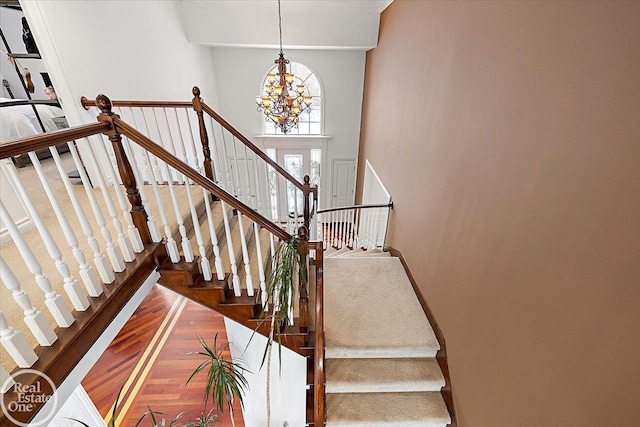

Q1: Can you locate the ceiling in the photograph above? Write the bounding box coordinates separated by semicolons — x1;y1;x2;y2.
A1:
181;0;394;50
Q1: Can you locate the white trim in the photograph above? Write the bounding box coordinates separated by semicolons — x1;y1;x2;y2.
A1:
363;159;391;203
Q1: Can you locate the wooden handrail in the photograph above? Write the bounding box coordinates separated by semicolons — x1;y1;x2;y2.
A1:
112;116;292;241
317;202;393;214
0;122;111;159
200;102;305;192
81;96;192;110
313;241;325;426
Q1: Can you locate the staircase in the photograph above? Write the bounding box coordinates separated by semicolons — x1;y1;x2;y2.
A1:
323;248;452;426
0;89;455;427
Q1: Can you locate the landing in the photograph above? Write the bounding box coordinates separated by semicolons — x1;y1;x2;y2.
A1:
324;256;439;358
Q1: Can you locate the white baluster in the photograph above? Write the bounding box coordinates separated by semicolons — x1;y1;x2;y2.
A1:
182;108;201;172
0;312;38;368
217;123;234;193
1;364;15;393
294;187;300;231
121;138;161;242
204;190;225;280
1;166;89;312
67;141;125;272
231;136;243;200
83;142;135;262
0;256;57;346
348;209;355;248
182;113;225;280
158;159;194;262
331;211;337;248
187;179;211;279
254;222;267;304
166;109;210;278
29;152;103;297
338;210;344;248
156;108;183;184
236;213;254;296
242;145;254;208
50;147;115;284
338;209;344;249
96;137;144;253
206;116;225;189
252;152;264;216
372;208;381;249
142;151;180;263
221;201;240;296
354;209;361;249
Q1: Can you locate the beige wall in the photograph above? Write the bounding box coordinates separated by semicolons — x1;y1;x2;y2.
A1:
357;1;640;426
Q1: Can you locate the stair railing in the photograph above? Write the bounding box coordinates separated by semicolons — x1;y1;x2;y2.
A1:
0;89;324;425
0;120;164;426
316;202;394;251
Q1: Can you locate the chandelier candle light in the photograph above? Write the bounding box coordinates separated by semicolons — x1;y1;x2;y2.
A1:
256;0;312;134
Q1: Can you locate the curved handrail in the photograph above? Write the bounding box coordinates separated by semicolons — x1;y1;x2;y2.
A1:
112;115;292;241
0;122;111;159
316;202;393;215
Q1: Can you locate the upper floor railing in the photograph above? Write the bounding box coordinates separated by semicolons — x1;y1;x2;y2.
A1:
316;202;393;250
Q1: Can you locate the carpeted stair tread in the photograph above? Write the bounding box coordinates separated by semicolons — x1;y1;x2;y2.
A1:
349;249;389;257
327;246;352;257
325;257;439;358
326;358;445;393
324;247;338;257
326;391;451;427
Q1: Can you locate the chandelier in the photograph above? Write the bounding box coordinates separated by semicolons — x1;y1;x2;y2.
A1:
256;0;312;134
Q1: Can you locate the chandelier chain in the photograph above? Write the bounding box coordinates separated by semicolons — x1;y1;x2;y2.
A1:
278;0;283;54
256;0;312;134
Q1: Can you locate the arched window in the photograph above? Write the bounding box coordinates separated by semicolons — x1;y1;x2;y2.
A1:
261;61;323;135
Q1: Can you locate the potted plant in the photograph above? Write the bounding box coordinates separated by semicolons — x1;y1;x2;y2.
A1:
186;333;249;427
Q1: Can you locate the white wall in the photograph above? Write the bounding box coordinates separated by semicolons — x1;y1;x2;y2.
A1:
210;47;366;209
22;0;220;126
224;318;307;427
20;0;221;186
48;385;106;427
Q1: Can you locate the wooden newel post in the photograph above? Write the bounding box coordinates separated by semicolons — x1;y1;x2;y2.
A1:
297;225;309;332
96;94;152;244
192;86;219;201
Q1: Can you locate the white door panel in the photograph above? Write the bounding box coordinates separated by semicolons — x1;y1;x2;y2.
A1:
331;159;355;207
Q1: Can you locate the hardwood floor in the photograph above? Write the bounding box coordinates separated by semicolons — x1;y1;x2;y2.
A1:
82;285;244;426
